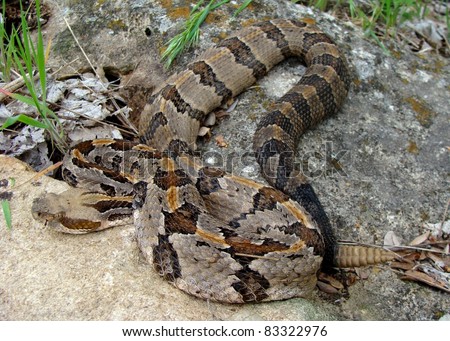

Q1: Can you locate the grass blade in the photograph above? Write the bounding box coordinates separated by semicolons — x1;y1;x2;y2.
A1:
191;0;206;15
162;0;230;68
0;1;67;152
1;199;12;229
0;113;48;130
233;0;253;17
34;0;47;103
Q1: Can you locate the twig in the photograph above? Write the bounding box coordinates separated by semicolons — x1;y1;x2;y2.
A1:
49;58;81;78
337;240;449;256
47;100;137;137
62;16;105;85
62;16;137;134
8;160;63;191
0;73;40;102
234;253;280;261
439;199;449;234
30;161;63;182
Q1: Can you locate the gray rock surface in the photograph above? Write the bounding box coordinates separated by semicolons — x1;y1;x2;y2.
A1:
0;0;448;320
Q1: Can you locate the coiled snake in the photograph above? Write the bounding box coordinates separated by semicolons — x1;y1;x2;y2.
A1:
32;19;393;303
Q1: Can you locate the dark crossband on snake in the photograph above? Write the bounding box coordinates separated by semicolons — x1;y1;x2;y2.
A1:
32;18;394;303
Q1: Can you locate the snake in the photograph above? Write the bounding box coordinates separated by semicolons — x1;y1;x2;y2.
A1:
32;18;394;303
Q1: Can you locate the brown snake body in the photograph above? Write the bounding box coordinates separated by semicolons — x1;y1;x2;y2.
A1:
32;19;394;303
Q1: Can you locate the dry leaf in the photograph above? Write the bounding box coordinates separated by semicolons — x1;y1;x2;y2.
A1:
425;220;450;236
426;252;446;268
215;110;230;120
226;98;239;112
215;135;228;148
419;264;450;284
198;126;210;137
318;273;344;289
419;251;428;261
409;231;430;246
355;267;371;280
316;281;340;294
390;261;415;271
403;252;422;262
402;270;450;293
203;112;216;126
384;231;402;246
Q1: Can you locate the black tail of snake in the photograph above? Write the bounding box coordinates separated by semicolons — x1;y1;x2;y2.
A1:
32;19;394;303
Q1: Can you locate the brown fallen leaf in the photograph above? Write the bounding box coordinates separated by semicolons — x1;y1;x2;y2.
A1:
214;110;230;120
316;281;341;294
225;98;239;113
419;251;428;261
318;272;344;289
409;231;430;246
355;267;371;280
419;264;450;283
198;126;211;137
344;271;359;286
384;231;402;246
402;251;422;262
426;252;447;268
390;261;415;271
203;112;216;126
402;270;450;293
215;135;228;148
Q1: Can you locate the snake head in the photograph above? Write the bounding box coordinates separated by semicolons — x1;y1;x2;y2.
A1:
32;189;133;234
32;193;66;223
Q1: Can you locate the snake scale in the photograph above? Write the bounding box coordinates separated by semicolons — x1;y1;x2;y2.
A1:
32;19;394;303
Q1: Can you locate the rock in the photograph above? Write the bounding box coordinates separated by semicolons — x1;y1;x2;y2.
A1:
1;0;448;320
0;156;339;320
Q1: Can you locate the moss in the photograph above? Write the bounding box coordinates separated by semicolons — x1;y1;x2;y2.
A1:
241;18;265;27
329;158;344;173
390;49;402;59
399;77;409;84
261;99;272;111
107;19;127;31
167;6;190;19
217;31;228;40
159;0;190;20
52;28;77;58
419;210;429;222
205;10;225;24
404;96;436;128
352;78;362;88
160;0;173;8
406;140;419;154
95;0;106;10
359;201;368;213
421;59;446;74
248;112;258;121
433;310;447;320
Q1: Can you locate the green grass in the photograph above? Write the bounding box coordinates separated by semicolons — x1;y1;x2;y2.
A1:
161;0;257;68
0;0;67;230
0;0;66;152
304;0;447;52
233;0;254;17
351;0;428;33
162;0;231;68
1;197;12;229
162;0;448;64
0;177;14;230
0;0;16;82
